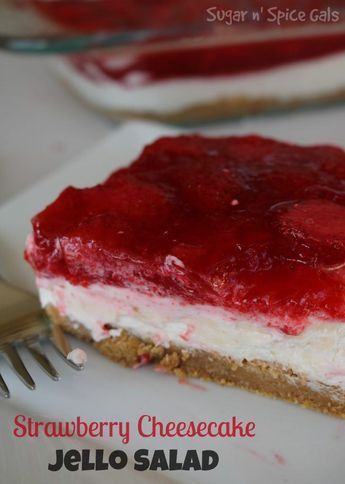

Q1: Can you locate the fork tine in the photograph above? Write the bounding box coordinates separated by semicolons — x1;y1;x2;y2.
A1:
0;373;10;398
50;324;71;356
49;324;83;370
2;344;35;390
26;340;60;381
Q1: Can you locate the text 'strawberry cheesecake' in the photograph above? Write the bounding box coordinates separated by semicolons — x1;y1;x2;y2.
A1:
26;135;345;416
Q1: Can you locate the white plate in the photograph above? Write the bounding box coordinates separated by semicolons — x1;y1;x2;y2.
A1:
1;115;345;484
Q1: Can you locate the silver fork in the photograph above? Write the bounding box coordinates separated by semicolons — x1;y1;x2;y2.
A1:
0;280;83;398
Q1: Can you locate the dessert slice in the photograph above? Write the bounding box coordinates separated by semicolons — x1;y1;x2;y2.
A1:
25;135;345;416
57;30;345;123
33;0;345;122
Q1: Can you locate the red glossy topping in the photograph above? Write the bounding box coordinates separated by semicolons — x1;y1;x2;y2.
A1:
32;0;345;84
70;32;345;86
32;0;344;34
33;0;226;33
26;135;345;335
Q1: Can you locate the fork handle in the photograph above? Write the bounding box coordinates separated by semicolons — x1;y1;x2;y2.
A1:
0;281;33;309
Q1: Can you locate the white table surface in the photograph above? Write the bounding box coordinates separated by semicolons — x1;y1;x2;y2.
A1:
0;52;112;204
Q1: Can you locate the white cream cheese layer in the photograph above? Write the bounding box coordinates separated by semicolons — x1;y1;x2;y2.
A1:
56;51;345;114
38;277;345;391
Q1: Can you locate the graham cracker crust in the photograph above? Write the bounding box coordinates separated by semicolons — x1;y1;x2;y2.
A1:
61;76;345;124
46;305;345;418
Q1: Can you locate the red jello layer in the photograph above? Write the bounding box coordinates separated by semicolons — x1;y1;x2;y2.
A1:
26;135;345;335
33;0;344;34
69;32;345;86
33;0;231;33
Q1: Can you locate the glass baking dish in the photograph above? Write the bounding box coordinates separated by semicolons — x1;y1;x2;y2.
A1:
1;1;344;124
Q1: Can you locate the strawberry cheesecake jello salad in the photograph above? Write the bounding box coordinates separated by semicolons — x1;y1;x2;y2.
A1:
56;29;345;123
26;134;345;416
29;0;345;122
